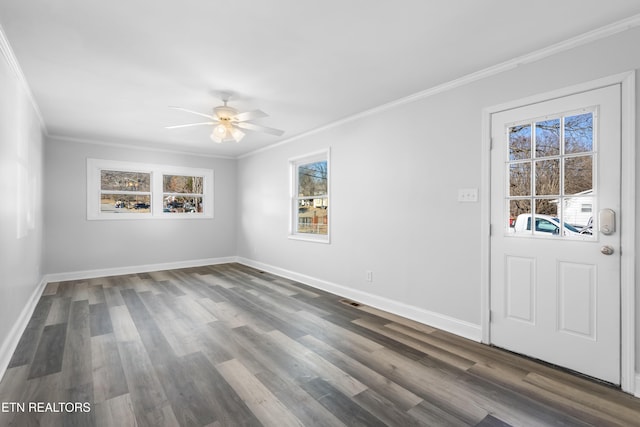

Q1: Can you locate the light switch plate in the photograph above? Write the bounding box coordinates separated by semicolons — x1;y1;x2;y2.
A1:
458;188;478;202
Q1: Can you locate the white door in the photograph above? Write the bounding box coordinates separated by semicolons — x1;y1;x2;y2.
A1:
490;84;621;384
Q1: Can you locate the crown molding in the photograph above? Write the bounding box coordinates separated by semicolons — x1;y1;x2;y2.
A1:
240;13;640;159
0;23;48;134
47;134;236;160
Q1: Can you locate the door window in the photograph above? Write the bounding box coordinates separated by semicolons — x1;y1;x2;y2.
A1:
506;109;595;238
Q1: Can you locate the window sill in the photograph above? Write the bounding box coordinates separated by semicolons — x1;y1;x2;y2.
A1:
288;233;331;244
87;213;213;221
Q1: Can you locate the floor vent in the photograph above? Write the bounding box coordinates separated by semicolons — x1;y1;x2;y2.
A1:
339;299;362;308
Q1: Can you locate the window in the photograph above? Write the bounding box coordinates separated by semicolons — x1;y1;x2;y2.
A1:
100;170;151;214
289;150;330;242
506;109;595;238
87;159;213;220
163;175;204;213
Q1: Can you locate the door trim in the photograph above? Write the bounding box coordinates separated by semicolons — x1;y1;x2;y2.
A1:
480;71;636;394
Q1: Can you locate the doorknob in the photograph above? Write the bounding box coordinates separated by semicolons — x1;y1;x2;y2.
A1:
600;245;614;255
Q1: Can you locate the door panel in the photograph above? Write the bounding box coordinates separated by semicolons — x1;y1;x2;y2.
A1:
490;85;621;384
557;261;595;338
505;256;535;323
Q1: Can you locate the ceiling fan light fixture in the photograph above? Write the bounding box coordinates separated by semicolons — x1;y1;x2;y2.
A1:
210;132;224;143
230;127;245;142
214;123;227;136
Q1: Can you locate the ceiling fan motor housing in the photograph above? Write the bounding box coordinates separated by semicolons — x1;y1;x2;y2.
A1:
214;105;238;120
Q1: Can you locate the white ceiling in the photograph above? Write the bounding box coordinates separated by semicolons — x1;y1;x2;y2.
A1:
1;1;640;158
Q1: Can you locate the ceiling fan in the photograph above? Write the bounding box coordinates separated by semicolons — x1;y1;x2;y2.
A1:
166;98;284;143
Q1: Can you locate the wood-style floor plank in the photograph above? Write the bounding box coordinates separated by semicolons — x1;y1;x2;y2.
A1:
93;393;138;427
11;371;66;426
216;358;304;427
152;356;216;426
300;376;387;427
90;302;114;337
266;329;368;397
91;333;128;403
182;351;261;427
45;296;72;326
27;323;67;380
297;334;423;411
117;340;173;427
254;369;346;427
0;263;639;426
7;295;54;368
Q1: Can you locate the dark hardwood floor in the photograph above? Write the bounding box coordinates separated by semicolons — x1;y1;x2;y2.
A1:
1;263;639;426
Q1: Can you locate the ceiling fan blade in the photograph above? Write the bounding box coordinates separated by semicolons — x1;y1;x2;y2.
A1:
233;109;268;122
169;106;213;120
236;121;284;136
165;121;216;129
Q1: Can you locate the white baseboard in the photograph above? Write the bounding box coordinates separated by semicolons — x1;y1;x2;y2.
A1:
237;257;482;342
44;256;238;283
635;373;640;398
0;275;48;382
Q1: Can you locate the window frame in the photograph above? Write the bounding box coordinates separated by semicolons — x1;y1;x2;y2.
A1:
162;174;206;214
87;158;214;220
288;149;330;243
504;107;597;240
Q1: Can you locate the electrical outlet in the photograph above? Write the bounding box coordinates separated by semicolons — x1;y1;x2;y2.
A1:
366;271;373;282
458;188;478;202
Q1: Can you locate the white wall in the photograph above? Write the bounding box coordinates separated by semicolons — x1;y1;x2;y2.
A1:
237;27;640;367
43;138;237;275
0;43;45;372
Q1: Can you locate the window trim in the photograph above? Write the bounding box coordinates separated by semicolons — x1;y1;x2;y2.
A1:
504;107;597;240
288;149;331;243
87;158;214;220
